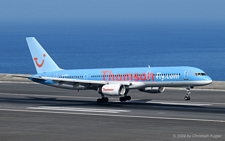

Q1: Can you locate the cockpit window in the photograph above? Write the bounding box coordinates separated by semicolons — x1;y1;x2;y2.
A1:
195;73;207;76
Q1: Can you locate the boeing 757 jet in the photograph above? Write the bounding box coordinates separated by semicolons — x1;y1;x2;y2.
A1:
25;37;212;103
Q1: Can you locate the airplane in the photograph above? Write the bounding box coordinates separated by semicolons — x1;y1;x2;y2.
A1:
25;37;212;103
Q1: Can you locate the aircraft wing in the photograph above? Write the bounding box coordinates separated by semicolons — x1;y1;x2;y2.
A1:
31;76;131;86
12;74;32;78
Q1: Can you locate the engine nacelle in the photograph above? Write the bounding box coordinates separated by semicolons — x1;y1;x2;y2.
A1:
98;84;128;96
139;87;165;93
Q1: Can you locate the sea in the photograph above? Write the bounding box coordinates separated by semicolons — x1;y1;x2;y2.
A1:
0;22;225;80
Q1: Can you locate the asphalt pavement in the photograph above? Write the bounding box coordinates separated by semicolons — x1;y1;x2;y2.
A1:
0;83;224;141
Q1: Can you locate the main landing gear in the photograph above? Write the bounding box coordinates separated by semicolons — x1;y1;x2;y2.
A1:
119;95;131;102
97;97;109;103
184;87;191;101
97;95;132;103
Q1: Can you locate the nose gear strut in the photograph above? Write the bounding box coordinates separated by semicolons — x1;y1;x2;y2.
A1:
184;87;191;101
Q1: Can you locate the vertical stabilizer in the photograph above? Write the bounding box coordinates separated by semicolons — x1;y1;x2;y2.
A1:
26;37;62;74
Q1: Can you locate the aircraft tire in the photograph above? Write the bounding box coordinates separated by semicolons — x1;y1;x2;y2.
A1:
184;96;190;101
97;98;104;103
103;97;109;102
120;97;126;102
126;96;131;101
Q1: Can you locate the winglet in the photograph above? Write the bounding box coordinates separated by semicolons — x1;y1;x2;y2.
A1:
26;37;62;74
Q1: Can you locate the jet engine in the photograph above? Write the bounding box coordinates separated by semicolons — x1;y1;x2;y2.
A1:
98;84;129;96
139;87;165;93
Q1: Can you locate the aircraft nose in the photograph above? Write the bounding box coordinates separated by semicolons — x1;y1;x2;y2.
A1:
205;76;212;84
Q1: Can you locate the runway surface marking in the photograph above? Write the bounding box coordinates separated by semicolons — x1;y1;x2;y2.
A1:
0;108;224;123
27;106;130;113
0;92;96;99
0;92;223;106
127;101;212;106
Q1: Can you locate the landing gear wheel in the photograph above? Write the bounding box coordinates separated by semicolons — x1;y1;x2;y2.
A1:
184;96;190;101
126;96;131;101
103;97;109;102
119;96;131;102
119;97;126;102
97;97;109;103
97;98;103;103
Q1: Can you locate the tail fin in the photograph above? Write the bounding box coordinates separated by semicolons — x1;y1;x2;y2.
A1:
26;37;62;74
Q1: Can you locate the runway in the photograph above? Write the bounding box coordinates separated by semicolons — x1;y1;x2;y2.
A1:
0;83;224;141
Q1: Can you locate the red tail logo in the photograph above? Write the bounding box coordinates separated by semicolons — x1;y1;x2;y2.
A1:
34;54;46;68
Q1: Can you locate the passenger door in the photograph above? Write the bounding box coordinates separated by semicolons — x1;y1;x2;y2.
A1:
184;71;188;80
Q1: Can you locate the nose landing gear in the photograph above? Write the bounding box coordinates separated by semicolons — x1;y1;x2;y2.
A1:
184;87;191;101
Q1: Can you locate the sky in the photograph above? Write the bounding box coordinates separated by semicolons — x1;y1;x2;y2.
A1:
0;0;225;24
